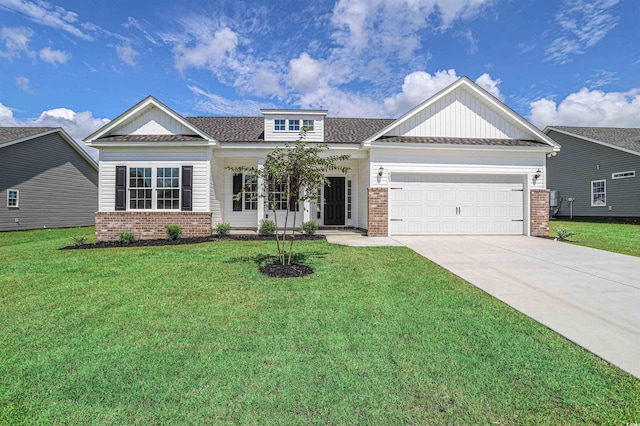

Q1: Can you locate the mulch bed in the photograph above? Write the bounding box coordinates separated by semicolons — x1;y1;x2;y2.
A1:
259;263;314;278
61;234;326;250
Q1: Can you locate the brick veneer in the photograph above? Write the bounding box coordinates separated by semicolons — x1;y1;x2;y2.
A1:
367;187;388;237
530;189;550;237
95;212;212;242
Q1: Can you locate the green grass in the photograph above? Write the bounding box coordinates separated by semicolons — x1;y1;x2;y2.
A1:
1;227;639;424
550;219;640;257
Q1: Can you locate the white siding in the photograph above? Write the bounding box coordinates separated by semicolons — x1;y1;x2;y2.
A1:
358;158;370;230
389;87;530;140
211;153;224;225
99;147;210;212
112;106;196;136
263;115;324;142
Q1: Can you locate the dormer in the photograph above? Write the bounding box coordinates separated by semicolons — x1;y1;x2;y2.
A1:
260;109;328;142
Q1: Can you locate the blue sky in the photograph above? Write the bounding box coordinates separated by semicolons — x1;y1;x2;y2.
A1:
0;0;639;146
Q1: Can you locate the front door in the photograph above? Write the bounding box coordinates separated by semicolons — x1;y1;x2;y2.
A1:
324;177;345;225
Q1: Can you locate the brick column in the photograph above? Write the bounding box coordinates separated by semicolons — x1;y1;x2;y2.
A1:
95;212;212;242
367;188;388;237
530;189;550;237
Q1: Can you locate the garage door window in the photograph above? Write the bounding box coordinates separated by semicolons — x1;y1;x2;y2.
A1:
591;180;606;207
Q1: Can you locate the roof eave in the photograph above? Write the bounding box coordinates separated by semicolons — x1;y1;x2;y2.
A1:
370;142;555;152
544;126;640;157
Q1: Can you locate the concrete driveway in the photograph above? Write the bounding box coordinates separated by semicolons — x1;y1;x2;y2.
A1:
393;235;640;379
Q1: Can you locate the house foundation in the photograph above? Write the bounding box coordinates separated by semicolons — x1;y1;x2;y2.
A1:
95;212;212;242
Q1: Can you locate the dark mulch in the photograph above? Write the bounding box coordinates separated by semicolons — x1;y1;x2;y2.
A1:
61;234;326;250
259;263;314;278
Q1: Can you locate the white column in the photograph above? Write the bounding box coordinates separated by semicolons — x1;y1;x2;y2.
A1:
302;187;311;223
256;158;265;229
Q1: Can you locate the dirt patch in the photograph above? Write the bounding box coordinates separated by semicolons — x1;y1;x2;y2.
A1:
61;234;326;250
259;263;314;278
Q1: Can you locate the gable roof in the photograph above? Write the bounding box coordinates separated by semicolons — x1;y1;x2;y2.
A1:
85;95;216;145
0;127;97;169
545;126;640;155
184;116;393;144
363;76;560;150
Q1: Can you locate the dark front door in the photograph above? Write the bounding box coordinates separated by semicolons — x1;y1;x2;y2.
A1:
324;177;345;225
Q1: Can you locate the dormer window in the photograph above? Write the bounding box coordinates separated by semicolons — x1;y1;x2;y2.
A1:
289;119;300;131
275;119;286;131
303;119;314;131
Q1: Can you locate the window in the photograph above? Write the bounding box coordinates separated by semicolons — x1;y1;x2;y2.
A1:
303;119;314;131
612;170;635;179
591;180;606;207
269;182;288;210
244;175;258;210
288;119;300;131
157;167;180;209
129;168;152;209
274;119;286;131
7;190;18;208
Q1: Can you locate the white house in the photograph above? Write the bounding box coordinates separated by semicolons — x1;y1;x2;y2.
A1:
85;77;559;241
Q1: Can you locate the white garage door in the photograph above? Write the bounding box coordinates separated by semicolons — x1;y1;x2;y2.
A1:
389;174;524;235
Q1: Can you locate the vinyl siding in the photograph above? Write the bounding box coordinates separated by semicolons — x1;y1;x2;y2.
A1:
114;106;196;135
0;132;97;231
99;147;210;212
547;130;640;217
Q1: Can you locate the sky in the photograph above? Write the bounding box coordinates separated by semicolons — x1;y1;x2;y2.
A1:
0;0;639;151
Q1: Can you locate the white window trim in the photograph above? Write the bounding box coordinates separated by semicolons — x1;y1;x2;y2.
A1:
273;118;315;133
302;119;315;132
127;166;182;211
591;179;606;207
7;189;19;208
243;174;258;211
612;170;635;179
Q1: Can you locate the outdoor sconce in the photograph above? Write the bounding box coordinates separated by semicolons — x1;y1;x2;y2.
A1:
534;169;542;180
378;166;384;177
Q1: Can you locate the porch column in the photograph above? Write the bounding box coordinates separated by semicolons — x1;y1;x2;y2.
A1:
302;187;311;223
256;158;265;229
530;189;550;237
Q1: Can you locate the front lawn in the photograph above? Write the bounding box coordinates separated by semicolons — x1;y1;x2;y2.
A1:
550;219;640;257
1;227;639;424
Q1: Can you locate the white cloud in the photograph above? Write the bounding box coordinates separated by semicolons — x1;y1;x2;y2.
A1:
546;0;619;63
457;29;478;54
475;73;503;100
39;46;70;64
529;87;640;128
383;69;460;116
116;43;139;66
0;26;34;59
288;53;324;93
173;25;238;72
586;69;618;89
15;75;34;93
188;85;276;116
246;69;286;98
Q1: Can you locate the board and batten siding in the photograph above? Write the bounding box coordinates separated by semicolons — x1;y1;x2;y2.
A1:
389;87;530;140
99;147;210;212
547;130;640;217
114;106;196;136
263;116;324;142
0;132;97;231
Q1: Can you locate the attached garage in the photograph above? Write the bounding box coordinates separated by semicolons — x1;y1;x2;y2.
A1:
389;174;525;235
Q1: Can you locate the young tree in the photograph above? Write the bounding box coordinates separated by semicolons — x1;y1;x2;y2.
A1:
228;129;351;265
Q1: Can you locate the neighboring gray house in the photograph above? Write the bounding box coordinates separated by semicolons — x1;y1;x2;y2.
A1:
545;126;640;219
0;127;98;231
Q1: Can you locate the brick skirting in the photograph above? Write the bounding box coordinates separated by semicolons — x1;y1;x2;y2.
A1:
95;211;212;242
367;188;388;237
530;189;550;237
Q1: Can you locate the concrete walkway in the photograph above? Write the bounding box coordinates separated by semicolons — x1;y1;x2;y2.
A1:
393;235;640;379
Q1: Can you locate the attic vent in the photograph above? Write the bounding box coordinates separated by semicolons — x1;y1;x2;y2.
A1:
612;170;635;179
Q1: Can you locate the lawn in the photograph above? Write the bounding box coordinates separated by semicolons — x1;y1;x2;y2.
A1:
550;219;640;257
1;227;639;425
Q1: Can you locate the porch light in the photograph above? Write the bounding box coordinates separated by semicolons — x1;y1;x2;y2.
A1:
534;169;542;180
378;166;384;177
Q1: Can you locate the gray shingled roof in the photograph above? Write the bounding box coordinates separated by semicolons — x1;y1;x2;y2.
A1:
97;134;206;142
551;126;640;154
0;127;57;145
376;136;547;147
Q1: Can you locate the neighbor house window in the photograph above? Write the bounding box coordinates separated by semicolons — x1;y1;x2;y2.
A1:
612;170;635;179
244;175;258;210
591;180;606;207
156;167;180;209
303;119;314;131
288;119;300;131
7;190;18;208
274;119;286;131
129;168;153;209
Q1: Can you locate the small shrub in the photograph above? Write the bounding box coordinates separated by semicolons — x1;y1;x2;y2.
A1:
215;223;232;236
165;224;183;241
556;226;578;241
70;235;88;246
302;220;319;235
119;232;136;244
259;219;276;235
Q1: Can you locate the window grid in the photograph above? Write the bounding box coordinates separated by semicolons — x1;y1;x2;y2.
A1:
274;119;286;131
157;167;180;210
612;170;635;179
269;182;288;210
7;190;18;208
591;180;606;207
244;175;258;210
288;119;300;131
302;119;314;131
347;180;352;219
129;168;152;209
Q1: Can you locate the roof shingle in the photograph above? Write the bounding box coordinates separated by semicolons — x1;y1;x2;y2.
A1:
0;127;57;145
375;136;547;147
550;126;640;154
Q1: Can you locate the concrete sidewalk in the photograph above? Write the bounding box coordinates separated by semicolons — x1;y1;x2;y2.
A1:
393;235;640;379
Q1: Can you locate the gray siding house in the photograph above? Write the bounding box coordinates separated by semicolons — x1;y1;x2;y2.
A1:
0;127;98;231
545;126;640;219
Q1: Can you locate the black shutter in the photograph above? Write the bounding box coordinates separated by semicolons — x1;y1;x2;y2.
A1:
289;195;299;212
115;166;126;211
233;174;243;211
181;166;193;211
